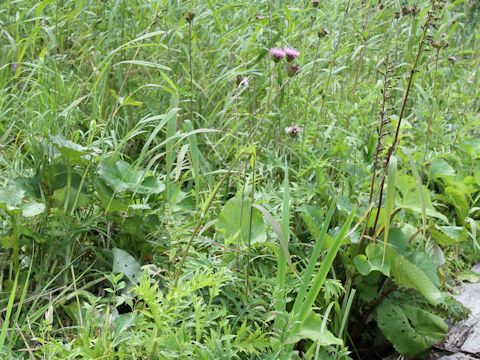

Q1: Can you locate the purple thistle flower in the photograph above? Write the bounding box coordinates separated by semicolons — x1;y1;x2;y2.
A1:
11;63;18;73
284;47;300;62
255;14;265;20
285;125;302;137
270;48;286;63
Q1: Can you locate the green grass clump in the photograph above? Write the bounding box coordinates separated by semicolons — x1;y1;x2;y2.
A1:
0;0;479;358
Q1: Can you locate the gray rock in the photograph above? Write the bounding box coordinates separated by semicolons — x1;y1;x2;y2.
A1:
438;354;476;360
441;264;480;356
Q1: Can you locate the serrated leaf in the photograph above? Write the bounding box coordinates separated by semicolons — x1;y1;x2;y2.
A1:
430;225;467;246
392;251;443;305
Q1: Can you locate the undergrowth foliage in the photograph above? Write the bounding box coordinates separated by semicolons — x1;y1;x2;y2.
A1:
0;0;479;359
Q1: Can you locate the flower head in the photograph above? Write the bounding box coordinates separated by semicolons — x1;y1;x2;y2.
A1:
318;27;328;38
185;11;195;23
236;75;249;88
284;47;300;62
287;63;301;77
255;14;265;20
448;55;457;63
11;63;18;73
285;125;302;137
270;48;286;63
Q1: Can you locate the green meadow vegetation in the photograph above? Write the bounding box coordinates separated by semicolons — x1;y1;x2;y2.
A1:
1;0;479;358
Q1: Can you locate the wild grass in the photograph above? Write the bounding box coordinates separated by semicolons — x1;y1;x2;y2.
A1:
0;0;479;359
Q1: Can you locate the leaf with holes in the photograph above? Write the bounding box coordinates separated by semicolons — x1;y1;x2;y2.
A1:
112;248;142;284
377;300;448;359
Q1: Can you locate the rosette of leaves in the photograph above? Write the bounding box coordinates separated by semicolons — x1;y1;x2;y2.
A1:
50;135;98;163
50;135;100;212
96;157;164;212
354;228;448;358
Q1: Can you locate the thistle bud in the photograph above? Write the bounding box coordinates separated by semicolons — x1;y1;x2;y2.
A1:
185;12;195;23
236;75;249;88
318;27;328;38
285;125;302;138
287;63;301;77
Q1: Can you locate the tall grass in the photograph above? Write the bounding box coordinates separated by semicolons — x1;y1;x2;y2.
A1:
1;0;479;358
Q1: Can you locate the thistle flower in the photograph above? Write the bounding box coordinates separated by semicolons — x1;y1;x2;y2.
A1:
285;125;302;137
255;14;265;20
270;48;286;63
284;47;300;62
287;63;301;77
11;63;18;73
448;55;457;63
236;75;249;88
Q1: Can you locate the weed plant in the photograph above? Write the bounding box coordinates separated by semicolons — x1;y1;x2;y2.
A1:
0;0;479;359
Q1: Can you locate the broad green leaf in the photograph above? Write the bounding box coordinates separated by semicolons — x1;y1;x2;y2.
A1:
112;248;142;284
98;158;164;195
444;186;469;223
392;251;443;305
430;159;456;179
94;179;129;212
396;175;448;224
425;238;446;267
52;187;88;210
50;135;96;162
216;195;266;245
354;243;391;276
0;187;45;218
0;187;25;212
408;251;440;287
461;138;480;159
21;202;45;217
113;313;137;344
430;225;467;246
377;300;448;358
297;311;343;346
